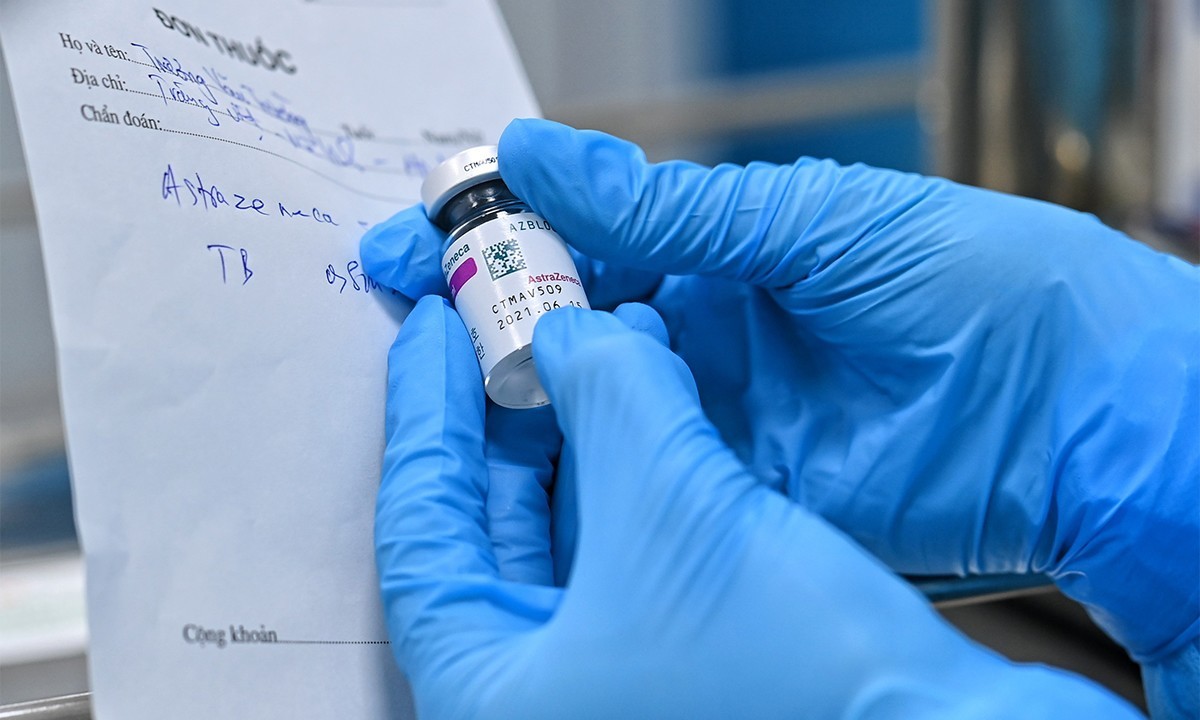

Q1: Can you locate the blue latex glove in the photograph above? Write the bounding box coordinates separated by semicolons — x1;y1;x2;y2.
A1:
361;119;1198;715
374;295;1142;718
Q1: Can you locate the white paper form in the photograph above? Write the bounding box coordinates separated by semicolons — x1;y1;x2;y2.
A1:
0;2;537;717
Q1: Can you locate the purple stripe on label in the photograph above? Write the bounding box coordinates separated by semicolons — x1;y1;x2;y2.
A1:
448;257;477;298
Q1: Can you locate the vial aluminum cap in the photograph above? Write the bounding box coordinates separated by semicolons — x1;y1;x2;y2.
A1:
421;145;501;220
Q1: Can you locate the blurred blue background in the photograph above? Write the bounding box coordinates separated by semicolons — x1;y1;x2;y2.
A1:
716;0;924;171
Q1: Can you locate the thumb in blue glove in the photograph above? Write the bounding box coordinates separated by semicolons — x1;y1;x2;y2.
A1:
375;296;1141;719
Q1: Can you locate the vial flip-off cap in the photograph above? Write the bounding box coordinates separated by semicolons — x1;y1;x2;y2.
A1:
421;145;501;220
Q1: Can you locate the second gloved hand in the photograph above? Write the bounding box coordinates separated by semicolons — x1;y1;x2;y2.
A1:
376;297;1141;720
492;120;1200;671
361;119;1198;714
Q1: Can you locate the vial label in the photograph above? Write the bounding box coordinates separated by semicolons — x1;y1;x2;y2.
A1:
441;212;590;378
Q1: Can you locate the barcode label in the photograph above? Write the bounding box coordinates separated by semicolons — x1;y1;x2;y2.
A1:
483;238;527;280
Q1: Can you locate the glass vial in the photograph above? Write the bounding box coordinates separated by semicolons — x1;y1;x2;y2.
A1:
422;145;590;409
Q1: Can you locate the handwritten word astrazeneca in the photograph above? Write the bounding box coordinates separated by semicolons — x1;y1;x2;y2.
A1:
161;164;339;227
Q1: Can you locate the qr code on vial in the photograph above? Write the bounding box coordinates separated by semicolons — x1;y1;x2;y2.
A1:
483;238;527;280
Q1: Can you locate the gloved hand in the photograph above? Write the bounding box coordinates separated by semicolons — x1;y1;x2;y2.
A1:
361;119;1198;715
374;295;1141;719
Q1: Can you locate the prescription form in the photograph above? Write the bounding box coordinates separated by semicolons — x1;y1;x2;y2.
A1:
0;2;537;717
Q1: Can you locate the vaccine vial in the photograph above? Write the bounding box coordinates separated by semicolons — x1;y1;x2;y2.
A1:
422;145;590;409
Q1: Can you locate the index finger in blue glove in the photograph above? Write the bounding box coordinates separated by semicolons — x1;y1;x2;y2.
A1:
532;307;756;571
540;302;669;585
361;205;449;301
486;302;667;588
499;118;935;288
